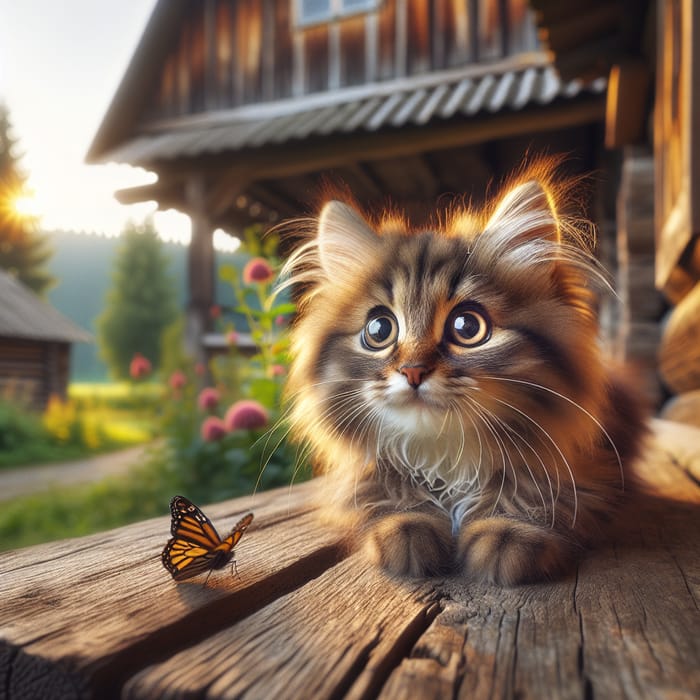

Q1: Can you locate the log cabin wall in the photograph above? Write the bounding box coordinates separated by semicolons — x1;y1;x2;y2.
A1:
0;338;71;411
146;0;537;121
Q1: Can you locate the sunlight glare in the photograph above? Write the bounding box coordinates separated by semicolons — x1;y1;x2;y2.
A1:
12;193;43;220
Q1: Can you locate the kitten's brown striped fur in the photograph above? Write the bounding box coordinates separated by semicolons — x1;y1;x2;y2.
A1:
281;164;647;586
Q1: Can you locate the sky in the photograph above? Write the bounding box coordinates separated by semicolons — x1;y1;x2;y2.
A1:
0;0;236;250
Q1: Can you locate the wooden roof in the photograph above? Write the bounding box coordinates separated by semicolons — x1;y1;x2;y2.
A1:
94;59;605;167
86;0;610;234
0;270;92;344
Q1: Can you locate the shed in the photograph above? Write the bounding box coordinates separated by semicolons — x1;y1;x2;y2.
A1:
86;0;615;372
0;269;92;409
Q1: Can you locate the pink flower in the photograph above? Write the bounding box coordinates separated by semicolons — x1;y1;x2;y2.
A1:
243;257;275;284
225;330;239;346
201;416;227;442
129;353;151;380
209;305;222;319
224;400;269;432
275;315;288;327
169;370;187;390
197;387;220;411
194;362;206;376
267;364;286;377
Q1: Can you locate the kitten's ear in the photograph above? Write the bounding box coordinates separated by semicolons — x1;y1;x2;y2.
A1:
317;200;381;278
485;180;560;244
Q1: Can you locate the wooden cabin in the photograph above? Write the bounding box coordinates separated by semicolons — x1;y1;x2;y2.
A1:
87;0;628;379
530;0;700;424
0;270;92;410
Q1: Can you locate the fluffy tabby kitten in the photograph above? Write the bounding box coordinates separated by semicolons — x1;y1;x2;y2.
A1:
280;167;646;586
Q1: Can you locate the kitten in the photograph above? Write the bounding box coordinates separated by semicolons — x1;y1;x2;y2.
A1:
280;167;647;586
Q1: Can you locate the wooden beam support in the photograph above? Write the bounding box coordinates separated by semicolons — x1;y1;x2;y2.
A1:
605;59;650;148
184;174;215;373
659;280;700;394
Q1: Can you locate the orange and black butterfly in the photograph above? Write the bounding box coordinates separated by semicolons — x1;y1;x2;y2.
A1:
161;495;254;582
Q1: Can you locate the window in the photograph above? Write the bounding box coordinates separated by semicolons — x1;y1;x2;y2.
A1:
296;0;380;27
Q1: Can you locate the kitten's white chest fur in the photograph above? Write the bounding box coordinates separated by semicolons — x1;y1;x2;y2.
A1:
377;376;489;529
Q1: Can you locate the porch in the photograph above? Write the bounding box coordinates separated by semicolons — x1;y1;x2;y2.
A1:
2;418;698;699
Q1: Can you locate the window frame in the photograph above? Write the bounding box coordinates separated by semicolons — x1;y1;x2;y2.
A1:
294;0;381;28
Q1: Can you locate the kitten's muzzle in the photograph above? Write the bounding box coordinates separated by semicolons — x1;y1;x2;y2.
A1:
399;364;433;388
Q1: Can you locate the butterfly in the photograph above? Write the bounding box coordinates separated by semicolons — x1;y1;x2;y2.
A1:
161;495;254;582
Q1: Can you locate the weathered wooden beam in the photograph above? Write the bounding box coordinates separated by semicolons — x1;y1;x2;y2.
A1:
605;59;650;148
539;3;622;53
184;174;215;371
114;179;183;207
654;0;700;297
658;280;700;394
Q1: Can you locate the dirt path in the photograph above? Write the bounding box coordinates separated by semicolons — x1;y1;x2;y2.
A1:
0;444;154;502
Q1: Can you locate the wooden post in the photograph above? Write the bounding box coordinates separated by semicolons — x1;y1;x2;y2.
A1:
185;174;215;374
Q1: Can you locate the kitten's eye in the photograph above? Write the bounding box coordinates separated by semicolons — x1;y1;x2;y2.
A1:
362;309;398;350
446;304;491;347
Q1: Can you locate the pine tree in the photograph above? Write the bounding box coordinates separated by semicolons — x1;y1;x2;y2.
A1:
97;220;178;380
0;103;53;294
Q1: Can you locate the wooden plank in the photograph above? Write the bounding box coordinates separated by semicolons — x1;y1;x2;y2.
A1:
378;0;397;80
654;0;700;295
658;280;700;394
660;390;700;429
3;425;699;699
443;0;471;69
406;0;430;75
0;481;345;699
273;0;293;99
339;14;366;87
123;556;439;699
304;23;330;94
605;60;650;148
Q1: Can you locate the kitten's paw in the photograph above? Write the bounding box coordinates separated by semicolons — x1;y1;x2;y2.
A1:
458;517;572;586
364;513;453;578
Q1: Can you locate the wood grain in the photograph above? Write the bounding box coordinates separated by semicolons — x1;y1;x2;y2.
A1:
1;422;699;699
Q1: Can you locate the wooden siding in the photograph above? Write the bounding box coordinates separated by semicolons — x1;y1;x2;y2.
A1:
0;338;70;410
147;0;539;120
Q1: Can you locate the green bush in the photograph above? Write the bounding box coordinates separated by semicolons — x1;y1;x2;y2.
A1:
152;229;308;505
0;400;45;454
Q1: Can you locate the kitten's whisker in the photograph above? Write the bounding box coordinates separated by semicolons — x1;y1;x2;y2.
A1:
490;395;578;527
479;405;551;525
482;375;624;488
469;401;510;516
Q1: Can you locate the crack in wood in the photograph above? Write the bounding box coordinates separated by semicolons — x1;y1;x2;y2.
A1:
348;592;443;700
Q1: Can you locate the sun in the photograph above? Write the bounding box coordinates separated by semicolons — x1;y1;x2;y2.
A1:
12;192;43;219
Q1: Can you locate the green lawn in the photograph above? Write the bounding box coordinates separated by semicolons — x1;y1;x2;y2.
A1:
0;382;161;470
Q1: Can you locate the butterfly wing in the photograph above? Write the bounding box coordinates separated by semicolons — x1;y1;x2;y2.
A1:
162;537;226;581
223;512;254;550
169;495;223;547
162;496;254;581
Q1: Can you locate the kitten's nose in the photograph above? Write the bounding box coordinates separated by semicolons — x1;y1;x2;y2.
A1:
399;364;432;388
